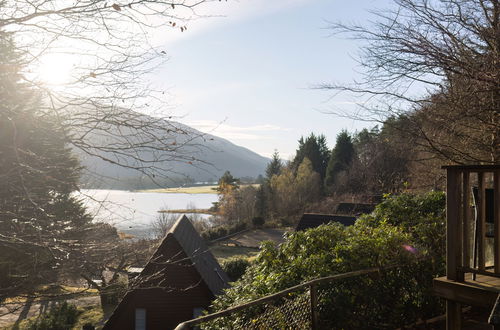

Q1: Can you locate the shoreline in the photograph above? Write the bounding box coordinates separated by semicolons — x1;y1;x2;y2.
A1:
158;208;217;215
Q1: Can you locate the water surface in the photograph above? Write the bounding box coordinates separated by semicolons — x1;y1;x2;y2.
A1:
78;189;218;238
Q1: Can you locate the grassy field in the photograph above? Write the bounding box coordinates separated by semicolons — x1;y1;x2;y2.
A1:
2;305;104;330
140;184;260;194
210;244;259;262
158;208;216;215
139;185;218;194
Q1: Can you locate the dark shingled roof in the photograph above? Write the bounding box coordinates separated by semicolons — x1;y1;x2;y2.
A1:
103;215;228;330
167;214;229;295
296;213;356;231
335;203;376;215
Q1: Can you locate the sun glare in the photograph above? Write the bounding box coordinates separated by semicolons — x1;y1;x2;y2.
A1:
35;53;74;86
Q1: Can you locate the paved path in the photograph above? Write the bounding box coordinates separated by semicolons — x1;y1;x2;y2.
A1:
0;295;100;328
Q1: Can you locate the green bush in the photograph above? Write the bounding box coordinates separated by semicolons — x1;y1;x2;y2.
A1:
27;302;79;330
201;222;248;241
222;257;251;282
208;192;446;329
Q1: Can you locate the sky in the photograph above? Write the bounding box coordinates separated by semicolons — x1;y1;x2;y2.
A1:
34;0;396;161
151;0;397;160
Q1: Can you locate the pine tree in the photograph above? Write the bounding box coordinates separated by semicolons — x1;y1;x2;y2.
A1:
0;31;92;298
324;131;355;191
265;150;283;180
291;133;329;181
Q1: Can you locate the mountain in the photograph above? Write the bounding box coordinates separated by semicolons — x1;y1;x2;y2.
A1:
75;115;269;189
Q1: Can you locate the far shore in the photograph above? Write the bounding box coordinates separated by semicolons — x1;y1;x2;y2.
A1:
139;185;218;194
158;208;217;215
139;183;260;195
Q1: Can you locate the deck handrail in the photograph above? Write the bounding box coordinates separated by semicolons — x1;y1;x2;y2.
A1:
444;165;500;282
174;266;397;330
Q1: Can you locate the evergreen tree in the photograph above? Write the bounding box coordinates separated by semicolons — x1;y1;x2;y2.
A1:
324;130;355;190
291;133;329;181
265;150;283;180
0;31;92;298
217;171;240;192
255;185;267;218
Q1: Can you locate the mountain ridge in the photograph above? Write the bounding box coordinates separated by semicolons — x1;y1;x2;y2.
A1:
75;116;269;189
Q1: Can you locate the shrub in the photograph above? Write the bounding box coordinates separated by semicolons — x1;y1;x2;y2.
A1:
27;302;79;330
208;192;446;329
201;222;248;241
222;257;251;282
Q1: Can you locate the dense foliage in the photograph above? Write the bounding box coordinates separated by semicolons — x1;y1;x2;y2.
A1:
209;192;446;329
324;130;355;191
291;133;330;181
26;302;79;330
0;31;94;299
222;257;252;282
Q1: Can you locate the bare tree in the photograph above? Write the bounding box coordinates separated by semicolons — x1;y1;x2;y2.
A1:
1;0;220;184
322;0;500;164
0;0;222;305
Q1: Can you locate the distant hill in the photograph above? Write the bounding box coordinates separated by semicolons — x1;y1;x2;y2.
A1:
75;115;269;189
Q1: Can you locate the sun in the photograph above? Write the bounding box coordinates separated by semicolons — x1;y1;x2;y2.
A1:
35;53;75;86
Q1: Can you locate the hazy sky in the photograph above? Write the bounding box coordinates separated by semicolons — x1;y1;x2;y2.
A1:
155;0;395;159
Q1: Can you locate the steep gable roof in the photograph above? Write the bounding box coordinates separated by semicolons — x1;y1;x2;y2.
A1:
296;213;356;231
134;214;229;295
104;215;229;329
166;214;229;295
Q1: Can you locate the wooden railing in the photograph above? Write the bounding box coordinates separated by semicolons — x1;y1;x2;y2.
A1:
444;165;500;281
174;267;391;330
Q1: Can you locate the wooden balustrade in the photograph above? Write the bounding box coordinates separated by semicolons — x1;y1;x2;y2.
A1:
444;165;500;281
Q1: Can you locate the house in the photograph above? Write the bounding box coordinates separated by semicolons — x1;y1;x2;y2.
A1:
103;215;230;330
433;165;500;329
295;213;356;231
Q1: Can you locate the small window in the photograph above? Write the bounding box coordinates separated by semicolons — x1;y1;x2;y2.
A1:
135;308;146;330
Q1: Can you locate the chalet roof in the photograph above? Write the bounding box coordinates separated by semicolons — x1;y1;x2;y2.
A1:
103;215;227;330
335;202;376;215
296;213;356;232
166;214;229;295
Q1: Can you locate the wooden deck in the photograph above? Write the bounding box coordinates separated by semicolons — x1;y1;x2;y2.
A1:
434;274;500;307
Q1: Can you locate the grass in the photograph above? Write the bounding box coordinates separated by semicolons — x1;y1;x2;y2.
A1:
73;305;104;330
158;208;216;215
4;285;98;305
139;184;260;194
210;244;259;262
2;305;104;330
139;185;218;194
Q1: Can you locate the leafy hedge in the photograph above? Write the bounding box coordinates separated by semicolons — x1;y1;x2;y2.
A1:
201;222;247;241
222;257;252;282
208;192;446;329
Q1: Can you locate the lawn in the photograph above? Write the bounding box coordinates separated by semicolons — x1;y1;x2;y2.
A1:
139;184;260;194
1;305;104;330
210;244;259;262
139;185;218;194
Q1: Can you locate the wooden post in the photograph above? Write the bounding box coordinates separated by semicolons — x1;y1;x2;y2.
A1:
478;172;486;271
446;168;463;330
447;168;462;281
494;171;500;273
447;300;461;330
310;284;319;330
463;171;470;268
